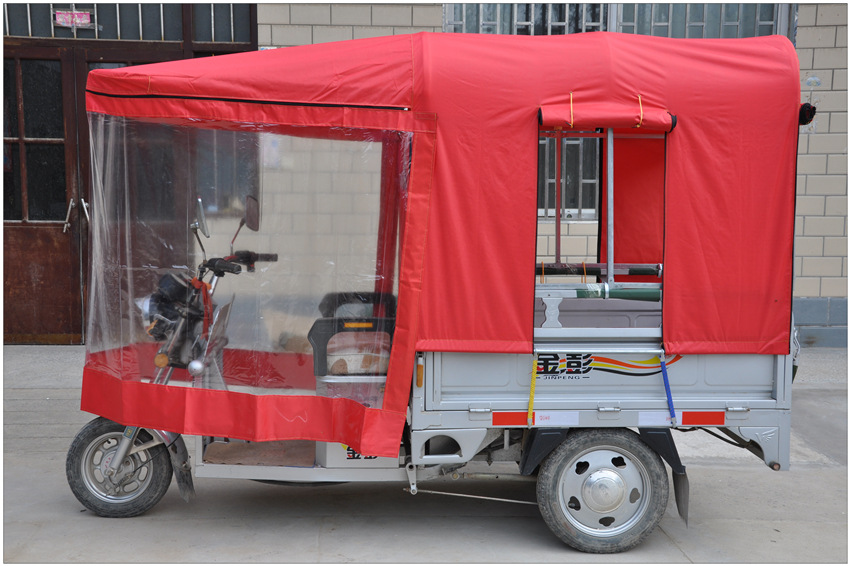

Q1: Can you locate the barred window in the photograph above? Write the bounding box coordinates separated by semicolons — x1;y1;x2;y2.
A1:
444;3;606;34
538;134;599;221
615;4;791;38
4;4;252;43
444;3;794;221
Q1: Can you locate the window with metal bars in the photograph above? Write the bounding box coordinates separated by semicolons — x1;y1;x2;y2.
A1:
444;3;793;221
615;4;791;39
538;134;599;221
444;3;606;34
3;3;252;43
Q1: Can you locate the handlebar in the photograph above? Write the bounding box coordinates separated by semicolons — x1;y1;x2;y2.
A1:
201;251;277;277
205;258;242;276
227;251;279;272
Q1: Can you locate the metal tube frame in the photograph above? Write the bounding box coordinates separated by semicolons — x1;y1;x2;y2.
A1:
606;128;614;285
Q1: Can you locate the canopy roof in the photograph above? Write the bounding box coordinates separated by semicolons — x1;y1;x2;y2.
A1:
84;32;801;455
87;31;801;357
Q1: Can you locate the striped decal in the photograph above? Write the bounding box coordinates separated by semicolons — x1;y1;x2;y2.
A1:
681;411;726;426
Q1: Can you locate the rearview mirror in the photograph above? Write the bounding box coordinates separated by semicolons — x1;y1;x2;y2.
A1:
191;196;210;238
245;195;260;232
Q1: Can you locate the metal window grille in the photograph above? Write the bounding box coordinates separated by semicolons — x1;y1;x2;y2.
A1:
613;4;792;39
538;135;599;221
444;3;794;221
3;4;251;43
444;4;607;35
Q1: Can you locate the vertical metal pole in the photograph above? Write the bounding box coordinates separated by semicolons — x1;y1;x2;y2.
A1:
606;128;614;285
555;134;562;264
577;139;584;219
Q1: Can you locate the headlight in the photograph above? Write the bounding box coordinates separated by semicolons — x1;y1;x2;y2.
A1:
135;293;176;341
135;296;154;328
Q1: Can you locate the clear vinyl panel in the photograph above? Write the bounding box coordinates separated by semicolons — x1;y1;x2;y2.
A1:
86;113;411;411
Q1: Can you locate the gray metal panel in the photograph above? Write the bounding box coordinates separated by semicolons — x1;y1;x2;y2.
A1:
427;350;781;413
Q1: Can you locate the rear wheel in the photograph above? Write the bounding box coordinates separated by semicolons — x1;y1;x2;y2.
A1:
66;417;173;517
536;428;668;553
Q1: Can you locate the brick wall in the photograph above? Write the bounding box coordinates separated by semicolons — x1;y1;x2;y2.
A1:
795;4;848;345
258;4;442;47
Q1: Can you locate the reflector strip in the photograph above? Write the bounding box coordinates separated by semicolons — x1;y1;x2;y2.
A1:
681;411;725;426
344;322;374;329
493;412;532;426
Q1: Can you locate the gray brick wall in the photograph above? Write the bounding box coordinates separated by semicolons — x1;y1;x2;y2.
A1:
794;4;847;345
258;4;442;47
795;4;848;301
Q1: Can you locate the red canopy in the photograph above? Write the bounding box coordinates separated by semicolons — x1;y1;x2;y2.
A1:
84;32;801;455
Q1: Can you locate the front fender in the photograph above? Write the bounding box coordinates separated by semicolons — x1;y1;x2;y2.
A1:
150;430;194;502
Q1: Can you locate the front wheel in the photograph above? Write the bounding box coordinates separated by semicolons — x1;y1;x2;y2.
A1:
536;428;669;553
66;417;173;517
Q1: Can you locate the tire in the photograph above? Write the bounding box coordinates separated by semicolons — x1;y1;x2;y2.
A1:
66;417;173;518
536;428;668;553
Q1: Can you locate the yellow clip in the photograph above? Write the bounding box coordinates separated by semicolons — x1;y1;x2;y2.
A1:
637;94;643;128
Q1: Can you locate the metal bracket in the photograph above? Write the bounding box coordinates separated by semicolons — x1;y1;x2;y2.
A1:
405;461;418;495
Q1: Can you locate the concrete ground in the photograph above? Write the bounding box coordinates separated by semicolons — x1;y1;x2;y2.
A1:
3;346;847;563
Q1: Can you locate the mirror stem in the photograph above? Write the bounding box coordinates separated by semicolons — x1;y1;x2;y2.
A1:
193;228;207;261
230;219;246;256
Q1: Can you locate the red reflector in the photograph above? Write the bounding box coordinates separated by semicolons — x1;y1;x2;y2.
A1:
682;411;725;426
492;412;531;426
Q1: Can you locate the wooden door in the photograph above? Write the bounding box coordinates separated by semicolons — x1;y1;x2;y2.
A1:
4;46;83;343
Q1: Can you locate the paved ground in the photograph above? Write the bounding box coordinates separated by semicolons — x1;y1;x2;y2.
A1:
4;345;847;563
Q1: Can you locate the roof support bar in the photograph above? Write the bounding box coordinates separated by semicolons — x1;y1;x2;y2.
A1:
606;128;615;285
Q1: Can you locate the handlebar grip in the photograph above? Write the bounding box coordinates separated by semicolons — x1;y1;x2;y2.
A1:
256;253;278;263
206;258;242;275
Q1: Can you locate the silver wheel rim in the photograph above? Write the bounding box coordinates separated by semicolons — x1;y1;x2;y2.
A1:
80;431;154;504
557;444;652;538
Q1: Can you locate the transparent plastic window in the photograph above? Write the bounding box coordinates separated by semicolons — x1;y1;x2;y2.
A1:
86;114;411;411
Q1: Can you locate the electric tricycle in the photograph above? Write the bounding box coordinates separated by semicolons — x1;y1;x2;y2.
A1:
67;32;808;553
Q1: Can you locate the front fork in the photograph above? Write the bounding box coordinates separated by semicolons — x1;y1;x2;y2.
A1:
106;426;195;502
104;426;139;480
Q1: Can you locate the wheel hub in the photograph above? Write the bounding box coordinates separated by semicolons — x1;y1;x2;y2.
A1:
581;469;626;513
